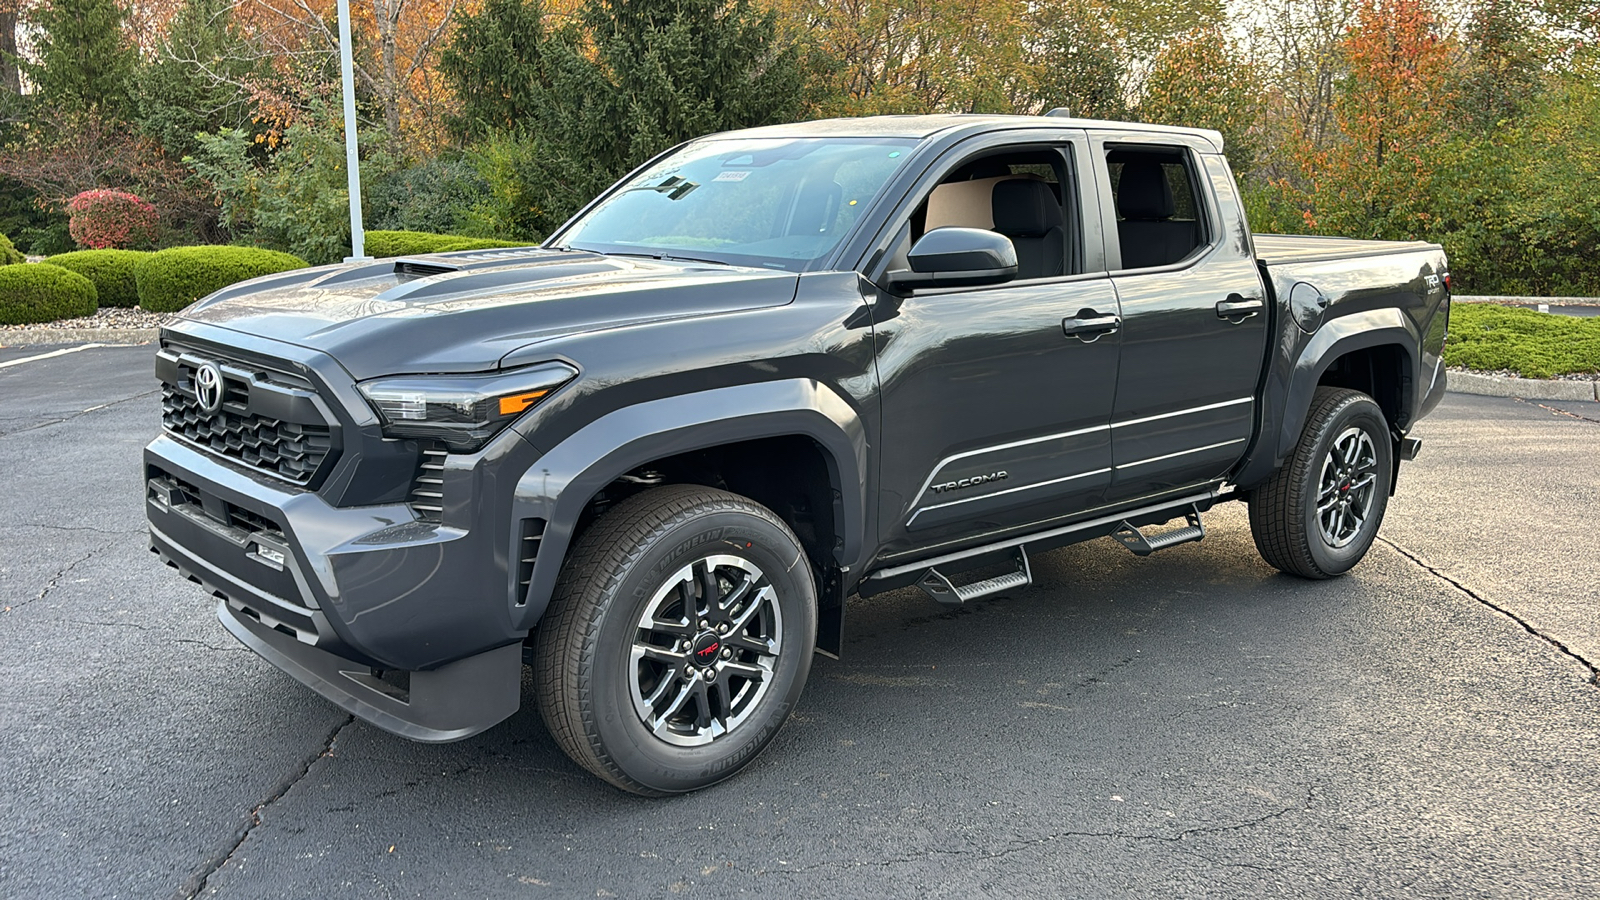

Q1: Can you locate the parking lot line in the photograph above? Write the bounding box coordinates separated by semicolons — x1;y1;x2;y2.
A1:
0;343;110;370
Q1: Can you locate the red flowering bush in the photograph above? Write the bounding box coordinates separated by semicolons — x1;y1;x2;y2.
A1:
66;189;159;250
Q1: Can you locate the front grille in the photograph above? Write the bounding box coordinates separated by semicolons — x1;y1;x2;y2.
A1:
157;347;336;485
162;385;332;483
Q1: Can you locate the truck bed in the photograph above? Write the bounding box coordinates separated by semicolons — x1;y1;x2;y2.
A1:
1254;234;1440;266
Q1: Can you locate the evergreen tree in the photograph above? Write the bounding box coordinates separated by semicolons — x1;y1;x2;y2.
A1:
451;0;804;238
137;0;263;162
437;0;558;140
23;0;138;119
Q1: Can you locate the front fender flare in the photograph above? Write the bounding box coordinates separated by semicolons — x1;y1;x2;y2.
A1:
508;379;868;630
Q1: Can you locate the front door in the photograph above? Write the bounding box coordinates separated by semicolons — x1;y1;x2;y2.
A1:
868;135;1122;559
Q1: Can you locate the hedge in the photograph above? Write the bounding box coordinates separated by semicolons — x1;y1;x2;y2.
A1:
136;246;310;313
364;230;531;258
1443;303;1600;379
0;263;98;325
0;233;23;266
44;249;147;308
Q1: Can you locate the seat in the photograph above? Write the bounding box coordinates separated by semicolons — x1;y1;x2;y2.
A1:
1115;161;1198;269
991;178;1065;279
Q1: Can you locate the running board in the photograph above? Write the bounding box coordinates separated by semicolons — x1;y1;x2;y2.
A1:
916;547;1032;606
1111;507;1205;556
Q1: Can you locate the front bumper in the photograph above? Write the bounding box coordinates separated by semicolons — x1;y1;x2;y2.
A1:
146;430;531;742
218;597;520;742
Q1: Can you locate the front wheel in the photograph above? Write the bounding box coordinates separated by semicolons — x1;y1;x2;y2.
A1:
534;485;816;795
1248;387;1394;578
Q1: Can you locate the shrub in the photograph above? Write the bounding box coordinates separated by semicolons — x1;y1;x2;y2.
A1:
44;249;146;308
0;263;98;324
367;157;489;235
67;189;159;249
365;230;529;257
17;222;74;256
1444;303;1600;379
435;237;533;252
0;233;23;265
135;246;309;313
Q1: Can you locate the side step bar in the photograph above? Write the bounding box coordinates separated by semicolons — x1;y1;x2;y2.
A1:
916;547;1032;606
1111;506;1205;557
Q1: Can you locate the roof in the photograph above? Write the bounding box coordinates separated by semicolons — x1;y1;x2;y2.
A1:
717;114;1226;151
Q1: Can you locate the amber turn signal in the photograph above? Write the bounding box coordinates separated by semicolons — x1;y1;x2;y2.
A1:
498;389;551;416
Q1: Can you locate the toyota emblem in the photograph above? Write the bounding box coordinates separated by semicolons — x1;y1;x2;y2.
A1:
194;363;224;415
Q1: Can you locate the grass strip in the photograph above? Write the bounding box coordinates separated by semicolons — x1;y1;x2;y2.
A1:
1443;303;1600;379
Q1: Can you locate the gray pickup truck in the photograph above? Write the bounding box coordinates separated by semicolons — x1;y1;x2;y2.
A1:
145;113;1449;794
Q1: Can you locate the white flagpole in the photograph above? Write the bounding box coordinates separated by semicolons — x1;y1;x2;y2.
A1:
337;0;368;261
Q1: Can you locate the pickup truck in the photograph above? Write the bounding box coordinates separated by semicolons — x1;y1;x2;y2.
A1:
145;113;1450;795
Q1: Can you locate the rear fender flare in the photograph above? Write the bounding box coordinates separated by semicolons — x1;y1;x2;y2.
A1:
508;379;868;630
1277;309;1417;462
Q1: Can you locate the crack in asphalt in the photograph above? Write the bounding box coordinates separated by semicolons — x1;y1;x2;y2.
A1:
8;522;145;537
2;544;112;616
0;388;159;439
173;637;251;653
1514;397;1600;425
174;714;357;900
762;789;1309;876
1379;536;1600;685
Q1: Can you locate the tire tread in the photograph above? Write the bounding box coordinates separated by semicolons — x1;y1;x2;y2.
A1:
1248;386;1380;579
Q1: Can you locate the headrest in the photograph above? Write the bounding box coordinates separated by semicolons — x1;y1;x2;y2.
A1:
1116;161;1175;220
992;179;1061;237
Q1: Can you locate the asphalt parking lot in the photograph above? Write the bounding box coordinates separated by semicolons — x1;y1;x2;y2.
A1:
2;343;1597;899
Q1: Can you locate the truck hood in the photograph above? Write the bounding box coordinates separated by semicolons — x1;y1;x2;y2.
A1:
176;248;801;379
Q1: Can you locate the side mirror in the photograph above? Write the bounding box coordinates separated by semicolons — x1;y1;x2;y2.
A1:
885;227;1018;293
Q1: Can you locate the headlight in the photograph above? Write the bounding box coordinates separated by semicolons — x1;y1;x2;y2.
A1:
358;362;577;452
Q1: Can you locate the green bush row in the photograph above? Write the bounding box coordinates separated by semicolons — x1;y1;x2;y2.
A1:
0;246;312;325
365;230;531;258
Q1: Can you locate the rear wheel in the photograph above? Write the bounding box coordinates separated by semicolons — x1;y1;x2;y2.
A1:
534;485;816;795
1249;387;1393;578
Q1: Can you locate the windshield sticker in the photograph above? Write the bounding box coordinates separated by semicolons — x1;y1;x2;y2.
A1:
713;170;751;182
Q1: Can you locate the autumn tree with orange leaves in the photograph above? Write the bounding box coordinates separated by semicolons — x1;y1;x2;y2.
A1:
1283;0;1460;239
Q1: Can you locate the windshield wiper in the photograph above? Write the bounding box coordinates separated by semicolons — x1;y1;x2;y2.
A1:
623;175;700;201
568;246;731;267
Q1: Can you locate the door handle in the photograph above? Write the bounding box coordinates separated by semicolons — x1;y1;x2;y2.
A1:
1216;295;1264;321
1062;311;1121;341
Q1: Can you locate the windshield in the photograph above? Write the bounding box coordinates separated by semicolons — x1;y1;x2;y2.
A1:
554;137;916;270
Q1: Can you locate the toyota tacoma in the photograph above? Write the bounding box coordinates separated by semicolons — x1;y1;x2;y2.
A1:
145;113;1450;794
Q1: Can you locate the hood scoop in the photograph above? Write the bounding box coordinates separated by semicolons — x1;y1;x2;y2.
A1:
395;259;461;280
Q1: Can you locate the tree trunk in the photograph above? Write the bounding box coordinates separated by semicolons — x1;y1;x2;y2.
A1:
0;9;21;95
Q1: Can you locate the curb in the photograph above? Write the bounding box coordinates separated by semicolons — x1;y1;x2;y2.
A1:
0;327;158;347
1455;294;1600;306
1446;370;1599;402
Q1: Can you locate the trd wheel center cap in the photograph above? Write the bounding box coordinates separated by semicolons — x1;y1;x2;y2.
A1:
691;633;722;665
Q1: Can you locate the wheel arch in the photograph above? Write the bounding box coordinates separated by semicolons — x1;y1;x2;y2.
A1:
509;379;868;633
1278;311;1418;463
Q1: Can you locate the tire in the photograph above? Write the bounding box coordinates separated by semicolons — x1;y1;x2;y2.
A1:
534;485;817;795
1248;387;1394;579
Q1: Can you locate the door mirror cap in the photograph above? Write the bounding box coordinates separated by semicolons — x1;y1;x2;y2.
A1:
885;227;1018;292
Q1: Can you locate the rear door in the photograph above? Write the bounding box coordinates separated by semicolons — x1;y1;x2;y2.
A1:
1088;135;1270;504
